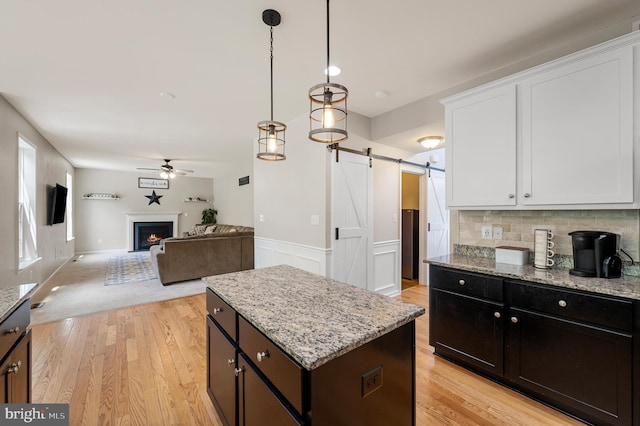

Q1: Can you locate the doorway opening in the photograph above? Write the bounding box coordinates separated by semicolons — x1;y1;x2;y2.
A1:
401;172;420;290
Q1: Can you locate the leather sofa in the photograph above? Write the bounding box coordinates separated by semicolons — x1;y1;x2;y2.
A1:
149;225;254;285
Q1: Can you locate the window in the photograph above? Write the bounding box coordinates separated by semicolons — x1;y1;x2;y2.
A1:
18;135;38;269
66;172;74;241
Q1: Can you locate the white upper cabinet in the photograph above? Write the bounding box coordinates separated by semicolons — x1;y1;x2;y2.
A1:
520;46;633;206
445;86;516;208
442;32;639;210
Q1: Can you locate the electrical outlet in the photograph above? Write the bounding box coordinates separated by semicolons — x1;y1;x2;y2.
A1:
482;226;492;240
361;366;383;397
493;226;503;240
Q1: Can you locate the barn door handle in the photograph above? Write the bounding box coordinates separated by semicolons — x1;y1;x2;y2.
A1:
335;228;339;240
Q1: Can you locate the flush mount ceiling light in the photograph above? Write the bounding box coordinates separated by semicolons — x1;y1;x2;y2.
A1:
418;136;444;149
257;9;286;161
309;0;348;144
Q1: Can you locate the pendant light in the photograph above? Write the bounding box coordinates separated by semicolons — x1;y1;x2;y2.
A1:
257;9;286;161
308;0;348;144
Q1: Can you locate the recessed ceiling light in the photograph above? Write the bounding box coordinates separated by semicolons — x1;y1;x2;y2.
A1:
324;65;341;77
160;92;176;99
375;90;389;99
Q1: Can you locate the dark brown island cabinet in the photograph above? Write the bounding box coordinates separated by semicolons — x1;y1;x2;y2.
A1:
429;264;639;426
206;278;422;426
0;298;31;403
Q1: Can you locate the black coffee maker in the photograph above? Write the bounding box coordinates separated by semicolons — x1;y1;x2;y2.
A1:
569;231;621;278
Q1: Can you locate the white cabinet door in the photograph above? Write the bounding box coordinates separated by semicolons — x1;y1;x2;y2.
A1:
445;85;516;207
520;46;634;206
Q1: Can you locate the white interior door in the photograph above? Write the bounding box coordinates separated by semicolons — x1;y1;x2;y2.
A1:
427;169;449;277
331;151;373;290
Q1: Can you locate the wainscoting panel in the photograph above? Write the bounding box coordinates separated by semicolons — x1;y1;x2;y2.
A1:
255;238;330;276
373;240;401;297
256;238;399;296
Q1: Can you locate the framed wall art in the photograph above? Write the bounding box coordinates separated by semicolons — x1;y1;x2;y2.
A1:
138;177;169;189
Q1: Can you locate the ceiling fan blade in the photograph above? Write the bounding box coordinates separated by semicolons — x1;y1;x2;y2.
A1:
137;167;161;171
174;169;194;174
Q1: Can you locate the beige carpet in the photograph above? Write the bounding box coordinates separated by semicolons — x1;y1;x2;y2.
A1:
30;251;205;325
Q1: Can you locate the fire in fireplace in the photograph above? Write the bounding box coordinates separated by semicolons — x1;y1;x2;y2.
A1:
133;221;173;251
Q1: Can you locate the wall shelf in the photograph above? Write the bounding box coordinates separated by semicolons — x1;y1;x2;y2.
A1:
184;198;210;203
83;193;119;200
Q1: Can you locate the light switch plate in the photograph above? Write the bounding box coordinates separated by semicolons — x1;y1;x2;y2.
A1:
493;226;503;240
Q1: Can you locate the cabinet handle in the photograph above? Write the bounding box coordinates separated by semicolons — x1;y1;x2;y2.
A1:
508;194;515;199
7;326;19;334
558;300;567;308
458;280;465;286
494;312;501;318
257;350;270;362
234;367;245;377
524;193;531;198
212;308;223;314
7;361;21;374
511;317;518;323
227;359;235;366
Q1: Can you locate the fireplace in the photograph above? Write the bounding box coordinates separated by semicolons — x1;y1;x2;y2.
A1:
133;221;173;251
125;212;180;252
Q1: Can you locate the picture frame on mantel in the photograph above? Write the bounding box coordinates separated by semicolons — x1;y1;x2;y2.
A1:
138;177;169;189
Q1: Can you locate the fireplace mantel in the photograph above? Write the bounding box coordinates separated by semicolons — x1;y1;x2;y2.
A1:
125;212;180;252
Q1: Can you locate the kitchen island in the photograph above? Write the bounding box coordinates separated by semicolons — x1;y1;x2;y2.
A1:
203;265;424;426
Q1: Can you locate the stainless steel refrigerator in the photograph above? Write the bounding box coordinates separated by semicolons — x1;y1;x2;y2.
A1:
402;209;419;280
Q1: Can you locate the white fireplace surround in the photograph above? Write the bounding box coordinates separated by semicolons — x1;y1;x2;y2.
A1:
126;212;180;251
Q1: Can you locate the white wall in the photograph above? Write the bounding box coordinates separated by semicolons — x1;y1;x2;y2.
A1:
74;169;213;252
0;96;75;288
253;113;330;249
213;163;254;227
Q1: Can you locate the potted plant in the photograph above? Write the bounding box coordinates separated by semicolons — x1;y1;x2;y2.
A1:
202;208;218;224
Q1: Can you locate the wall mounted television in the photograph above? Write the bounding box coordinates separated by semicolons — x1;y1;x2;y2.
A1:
47;183;68;226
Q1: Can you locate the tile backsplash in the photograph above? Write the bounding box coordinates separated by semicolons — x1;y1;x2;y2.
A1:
456;210;640;261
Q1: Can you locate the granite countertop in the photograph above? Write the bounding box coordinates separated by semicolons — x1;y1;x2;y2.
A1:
426;254;640;300
203;265;425;370
0;283;38;323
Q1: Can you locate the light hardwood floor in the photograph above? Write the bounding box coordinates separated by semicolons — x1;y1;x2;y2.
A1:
31;285;583;425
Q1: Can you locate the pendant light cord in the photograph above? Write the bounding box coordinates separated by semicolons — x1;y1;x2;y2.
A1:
270;26;274;121
326;0;330;84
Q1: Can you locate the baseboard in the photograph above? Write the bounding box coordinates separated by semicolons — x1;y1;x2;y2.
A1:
32;255;76;301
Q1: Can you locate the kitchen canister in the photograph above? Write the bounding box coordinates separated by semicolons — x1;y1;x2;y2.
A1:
534;229;555;269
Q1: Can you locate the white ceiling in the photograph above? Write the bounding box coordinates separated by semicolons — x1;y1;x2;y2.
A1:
2;0;640;178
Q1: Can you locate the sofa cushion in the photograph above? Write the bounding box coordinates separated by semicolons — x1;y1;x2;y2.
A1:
204;225;217;234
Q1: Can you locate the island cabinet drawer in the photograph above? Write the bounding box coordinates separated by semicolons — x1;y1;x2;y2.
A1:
206;289;237;341
0;299;30;361
238;316;304;415
507;280;633;332
430;265;503;301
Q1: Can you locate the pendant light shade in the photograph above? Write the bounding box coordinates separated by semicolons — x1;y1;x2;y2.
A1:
309;0;348;144
257;9;286;161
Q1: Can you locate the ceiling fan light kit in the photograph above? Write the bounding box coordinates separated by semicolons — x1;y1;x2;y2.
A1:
257;9;286;161
308;0;348;144
137;159;193;179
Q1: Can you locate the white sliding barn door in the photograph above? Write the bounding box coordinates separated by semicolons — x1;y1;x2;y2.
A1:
427;169;449;276
331;151;373;290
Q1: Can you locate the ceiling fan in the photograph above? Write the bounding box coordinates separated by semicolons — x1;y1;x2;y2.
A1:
137;159;194;179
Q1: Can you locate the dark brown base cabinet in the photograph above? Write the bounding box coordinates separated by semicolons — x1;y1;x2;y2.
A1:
429;265;638;426
0;299;32;404
206;288;417;426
